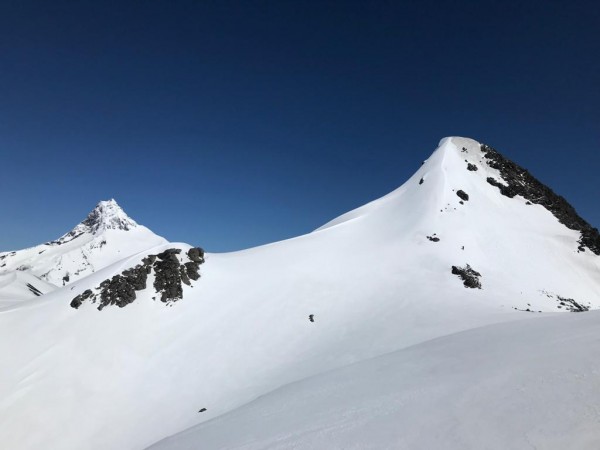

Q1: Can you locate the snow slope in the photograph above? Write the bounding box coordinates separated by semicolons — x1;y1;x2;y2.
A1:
0;137;598;450
0;199;167;300
0;271;56;306
150;310;600;450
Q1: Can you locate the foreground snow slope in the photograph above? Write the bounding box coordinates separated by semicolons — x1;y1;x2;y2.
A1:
150;310;600;450
0;137;598;450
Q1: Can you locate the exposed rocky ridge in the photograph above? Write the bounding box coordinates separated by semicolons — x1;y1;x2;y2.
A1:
481;144;600;255
70;247;205;310
556;295;590;312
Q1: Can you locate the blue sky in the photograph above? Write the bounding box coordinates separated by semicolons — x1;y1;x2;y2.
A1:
1;0;598;252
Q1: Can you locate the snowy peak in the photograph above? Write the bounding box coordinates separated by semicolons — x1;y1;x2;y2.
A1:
81;199;137;232
0;199;167;292
318;136;600;255
65;199;138;239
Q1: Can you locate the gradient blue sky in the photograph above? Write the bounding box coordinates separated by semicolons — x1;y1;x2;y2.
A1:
1;0;598;252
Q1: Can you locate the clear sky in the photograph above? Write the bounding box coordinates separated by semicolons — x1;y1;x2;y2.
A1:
1;0;598;252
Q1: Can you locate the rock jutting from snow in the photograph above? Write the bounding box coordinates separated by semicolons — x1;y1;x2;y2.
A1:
481;143;600;255
451;264;482;289
456;190;469;201
556;296;590;312
70;247;205;310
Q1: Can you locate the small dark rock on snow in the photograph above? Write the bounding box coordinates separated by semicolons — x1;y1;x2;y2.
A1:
451;264;482;289
481;142;600;255
456;190;469;201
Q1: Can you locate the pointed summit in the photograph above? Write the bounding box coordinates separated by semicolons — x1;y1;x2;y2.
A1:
318;136;600;255
80;199;138;234
0;198;167;290
54;199;138;244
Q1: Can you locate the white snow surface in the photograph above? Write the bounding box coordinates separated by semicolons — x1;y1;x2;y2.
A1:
0;137;599;450
150;311;600;450
0;271;56;305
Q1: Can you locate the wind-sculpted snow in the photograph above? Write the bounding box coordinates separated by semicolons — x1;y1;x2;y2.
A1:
481;144;600;255
70;247;205;310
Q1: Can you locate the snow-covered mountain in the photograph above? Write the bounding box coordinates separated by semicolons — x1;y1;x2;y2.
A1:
1;137;599;450
0;199;167;304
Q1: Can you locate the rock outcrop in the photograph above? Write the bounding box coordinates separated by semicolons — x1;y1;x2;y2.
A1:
70;247;205;310
481;144;600;255
451;264;482;289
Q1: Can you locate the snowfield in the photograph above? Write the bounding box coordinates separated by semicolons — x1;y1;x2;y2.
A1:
150;311;600;450
0;137;599;449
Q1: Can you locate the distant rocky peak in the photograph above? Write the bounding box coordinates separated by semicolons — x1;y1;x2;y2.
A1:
80;199;138;234
50;199;139;245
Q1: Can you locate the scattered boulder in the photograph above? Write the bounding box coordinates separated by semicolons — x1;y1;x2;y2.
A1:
427;235;440;242
456;190;469;201
466;163;478;171
419;177;424;185
187;247;205;263
451;264;482;289
70;289;95;309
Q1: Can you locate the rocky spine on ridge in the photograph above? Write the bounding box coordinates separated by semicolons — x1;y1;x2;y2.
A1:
481;144;600;255
70;247;205;310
